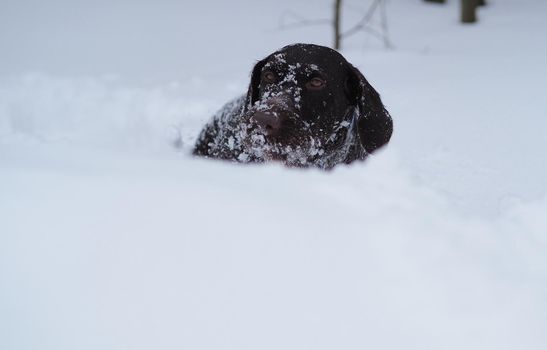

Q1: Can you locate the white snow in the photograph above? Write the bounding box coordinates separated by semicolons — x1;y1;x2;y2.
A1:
1;0;547;349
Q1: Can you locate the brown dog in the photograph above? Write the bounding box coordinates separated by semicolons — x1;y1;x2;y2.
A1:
194;44;393;169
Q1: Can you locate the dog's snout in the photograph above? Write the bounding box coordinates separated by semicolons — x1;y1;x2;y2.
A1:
251;111;285;136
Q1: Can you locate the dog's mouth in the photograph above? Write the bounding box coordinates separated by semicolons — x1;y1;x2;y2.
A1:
237;117;350;168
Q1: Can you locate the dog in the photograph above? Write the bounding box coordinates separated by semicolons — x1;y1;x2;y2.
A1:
193;43;393;169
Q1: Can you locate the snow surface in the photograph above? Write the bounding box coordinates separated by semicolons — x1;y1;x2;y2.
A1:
1;0;547;349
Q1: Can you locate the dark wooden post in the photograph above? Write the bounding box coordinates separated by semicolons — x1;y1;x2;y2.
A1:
334;0;342;50
461;0;478;23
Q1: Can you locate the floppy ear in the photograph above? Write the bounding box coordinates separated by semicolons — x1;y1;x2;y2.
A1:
346;64;393;154
244;58;267;112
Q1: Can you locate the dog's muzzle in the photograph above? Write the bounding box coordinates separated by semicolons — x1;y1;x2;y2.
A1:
249;95;297;137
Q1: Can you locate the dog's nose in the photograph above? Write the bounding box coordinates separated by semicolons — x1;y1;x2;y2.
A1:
251;111;284;136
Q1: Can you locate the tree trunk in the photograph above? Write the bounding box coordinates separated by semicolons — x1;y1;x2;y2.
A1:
424;0;446;3
461;0;477;23
333;0;342;50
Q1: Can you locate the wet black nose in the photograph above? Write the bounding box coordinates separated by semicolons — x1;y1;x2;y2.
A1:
251;111;285;136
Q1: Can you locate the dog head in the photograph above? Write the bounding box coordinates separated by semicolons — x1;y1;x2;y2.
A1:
239;44;392;168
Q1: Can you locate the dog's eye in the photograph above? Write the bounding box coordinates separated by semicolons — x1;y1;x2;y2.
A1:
306;77;326;90
262;71;277;84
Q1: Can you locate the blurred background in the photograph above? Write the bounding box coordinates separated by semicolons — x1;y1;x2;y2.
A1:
2;0;533;82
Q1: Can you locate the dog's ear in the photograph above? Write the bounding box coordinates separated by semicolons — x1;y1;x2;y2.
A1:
345;64;393;154
244;58;267;112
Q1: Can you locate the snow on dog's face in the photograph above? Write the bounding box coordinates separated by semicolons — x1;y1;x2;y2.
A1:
240;44;364;168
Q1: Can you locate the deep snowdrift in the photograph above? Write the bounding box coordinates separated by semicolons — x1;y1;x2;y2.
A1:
1;1;546;349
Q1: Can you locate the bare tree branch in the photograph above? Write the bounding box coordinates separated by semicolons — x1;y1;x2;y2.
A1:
341;0;382;38
340;0;391;49
278;10;330;30
277;1;392;50
379;0;393;48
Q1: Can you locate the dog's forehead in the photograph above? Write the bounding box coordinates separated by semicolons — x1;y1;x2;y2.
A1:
264;45;347;75
263;56;322;74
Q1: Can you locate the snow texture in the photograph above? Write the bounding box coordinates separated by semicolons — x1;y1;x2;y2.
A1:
1;0;547;349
